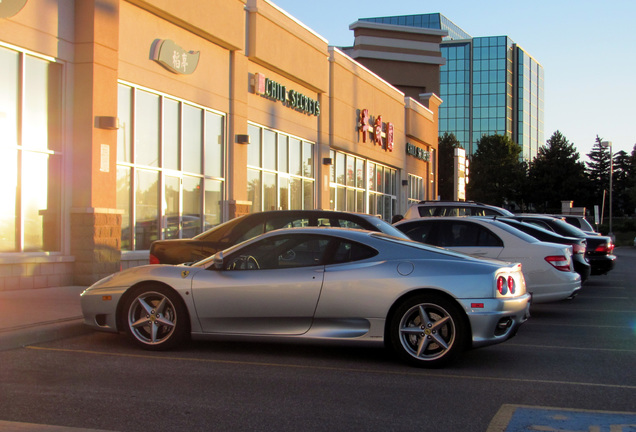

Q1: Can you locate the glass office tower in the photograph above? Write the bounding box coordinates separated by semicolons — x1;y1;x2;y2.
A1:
360;14;544;161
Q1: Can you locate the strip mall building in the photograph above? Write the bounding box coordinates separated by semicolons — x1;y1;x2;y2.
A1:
0;0;445;289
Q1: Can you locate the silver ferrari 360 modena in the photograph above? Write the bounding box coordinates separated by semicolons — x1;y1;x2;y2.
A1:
81;227;531;368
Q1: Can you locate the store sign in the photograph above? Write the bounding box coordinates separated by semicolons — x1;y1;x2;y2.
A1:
253;73;320;116
151;39;200;75
358;109;394;152
406;142;430;161
0;0;27;18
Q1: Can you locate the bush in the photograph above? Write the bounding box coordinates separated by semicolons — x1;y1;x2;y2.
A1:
597;217;636;246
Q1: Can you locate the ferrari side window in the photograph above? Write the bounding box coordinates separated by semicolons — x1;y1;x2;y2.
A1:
225;234;329;270
329;240;378;264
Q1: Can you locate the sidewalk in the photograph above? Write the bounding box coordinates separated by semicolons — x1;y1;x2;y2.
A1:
0;286;91;351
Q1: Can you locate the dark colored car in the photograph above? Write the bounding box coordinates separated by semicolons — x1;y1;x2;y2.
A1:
507;215;615;275
149;210;408;264
493;217;591;283
548;214;597;235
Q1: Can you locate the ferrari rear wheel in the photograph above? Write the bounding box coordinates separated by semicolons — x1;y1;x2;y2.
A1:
123;285;188;350
389;294;466;368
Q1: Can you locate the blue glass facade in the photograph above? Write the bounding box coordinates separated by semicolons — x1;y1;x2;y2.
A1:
469;36;514;151
360;14;544;160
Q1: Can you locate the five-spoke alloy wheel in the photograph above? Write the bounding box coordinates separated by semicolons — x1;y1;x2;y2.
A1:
389;294;466;368
123;285;188;350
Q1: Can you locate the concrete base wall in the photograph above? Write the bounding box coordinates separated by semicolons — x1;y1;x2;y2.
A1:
0;260;74;292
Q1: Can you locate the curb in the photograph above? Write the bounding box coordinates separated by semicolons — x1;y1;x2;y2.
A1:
0;318;91;351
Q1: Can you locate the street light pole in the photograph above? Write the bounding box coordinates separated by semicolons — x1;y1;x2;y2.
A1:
601;141;613;238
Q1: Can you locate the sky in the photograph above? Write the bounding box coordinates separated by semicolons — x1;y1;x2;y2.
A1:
270;0;636;159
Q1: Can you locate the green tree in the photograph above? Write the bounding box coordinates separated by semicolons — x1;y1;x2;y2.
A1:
437;132;462;200
466;134;526;207
612;149;633;216
527;131;587;213
585;135;611;212
627;144;636;215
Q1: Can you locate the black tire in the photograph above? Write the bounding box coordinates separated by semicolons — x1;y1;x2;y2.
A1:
388;294;467;368
122;285;189;351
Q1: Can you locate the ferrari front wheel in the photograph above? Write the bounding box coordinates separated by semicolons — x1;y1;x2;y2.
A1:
123;285;188;350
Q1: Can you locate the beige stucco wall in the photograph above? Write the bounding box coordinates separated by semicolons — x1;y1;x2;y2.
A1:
246;0;329;93
119;1;232;113
126;0;246;51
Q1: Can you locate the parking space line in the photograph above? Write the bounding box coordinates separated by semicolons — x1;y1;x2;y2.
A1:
25;346;636;391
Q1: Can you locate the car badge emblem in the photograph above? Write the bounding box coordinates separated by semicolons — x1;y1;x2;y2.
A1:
181;270;190;278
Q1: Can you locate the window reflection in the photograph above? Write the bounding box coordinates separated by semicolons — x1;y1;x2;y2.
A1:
247;124;315;213
0;46;62;252
116;84;226;249
183;176;202;237
164;176;180;239
135;170;159;250
183;104;202;174
135;90;160;167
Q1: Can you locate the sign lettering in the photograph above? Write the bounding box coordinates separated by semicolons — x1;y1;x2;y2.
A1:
406;142;430;161
151;39;200;75
254;73;320;116
358;109;394;152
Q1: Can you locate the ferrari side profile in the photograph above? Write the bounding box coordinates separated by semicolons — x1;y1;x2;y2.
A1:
81;228;531;368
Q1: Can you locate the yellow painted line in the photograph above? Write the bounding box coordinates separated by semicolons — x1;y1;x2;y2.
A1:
26;346;636;390
506;343;636;353
528;322;631;329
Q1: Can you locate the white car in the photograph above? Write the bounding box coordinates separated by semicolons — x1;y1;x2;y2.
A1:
395;217;581;303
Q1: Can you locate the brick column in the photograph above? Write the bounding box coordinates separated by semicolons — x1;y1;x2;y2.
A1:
71;0;120;285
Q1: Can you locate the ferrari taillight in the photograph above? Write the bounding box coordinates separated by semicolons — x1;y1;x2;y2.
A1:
497;275;506;294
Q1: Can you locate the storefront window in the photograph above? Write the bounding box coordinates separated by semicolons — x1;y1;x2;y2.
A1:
247;123;315;213
247;124;261;167
116;167;131;251
183;176;202;236
164;176;180;240
247;169;262;213
183;104;202;174
408;174;425;205
0;46;62;253
117;85;132;164
117;83;225;250
204;111;224;178
135;90;160;167
329;149;398;221
135;170;159;250
163;98;180;170
204;179;222;229
289;138;301;176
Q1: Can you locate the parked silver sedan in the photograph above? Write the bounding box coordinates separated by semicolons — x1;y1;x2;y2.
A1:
81;228;531;368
